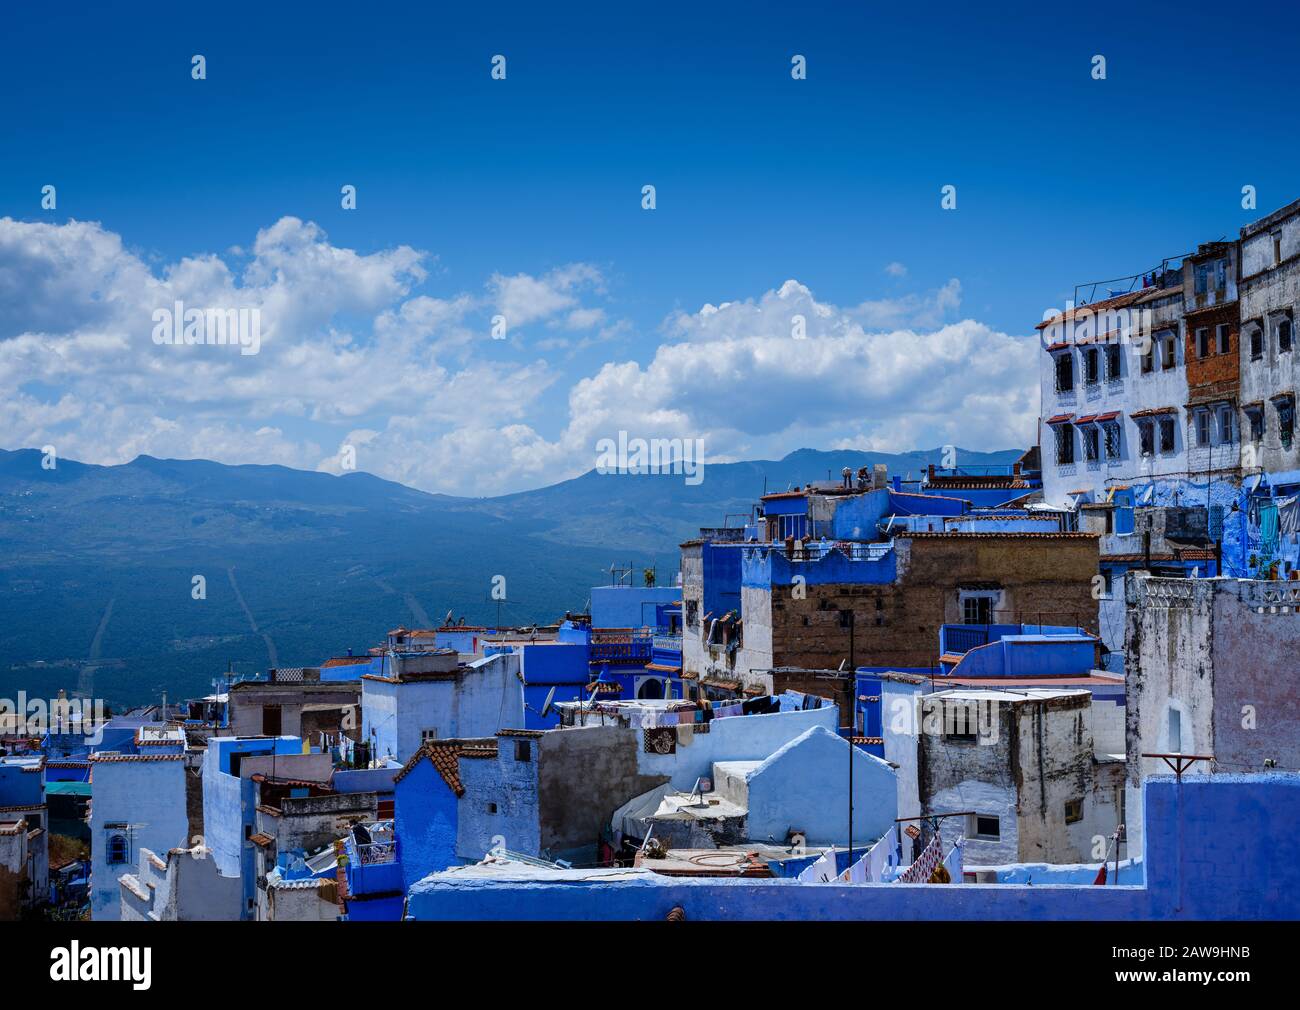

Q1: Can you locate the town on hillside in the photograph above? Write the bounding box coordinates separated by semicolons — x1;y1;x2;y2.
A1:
5;198;1300;924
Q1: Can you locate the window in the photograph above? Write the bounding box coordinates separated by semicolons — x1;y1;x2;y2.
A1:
1250;325;1264;360
514;739;532;762
1084;348;1099;384
1216;324;1230;355
1278;398;1295;450
1275;231;1283;266
1159;417;1176;454
685;600;699;627
1138;421;1154;457
1168;709;1182;754
1105;343;1122;379
961;594;993;625
1195;327;1210;358
1140;342;1154;374
1083;425;1100;462
1196;410;1211;447
1194;262;1208;295
969;814;1001;841
1161;335;1176;369
421;728;438;744
1054;425;1074;465
1054;353;1074;393
377;798;395;819
1103;421;1121;460
1247;408;1264;443
1280;318;1293;354
1064;799;1083;824
1219;406;1235;444
107;834;129;865
261;704;282;736
486;802;498;814
941;702;979;743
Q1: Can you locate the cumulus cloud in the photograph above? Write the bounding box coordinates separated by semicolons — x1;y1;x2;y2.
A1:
561;278;1036;468
0;217;1036;496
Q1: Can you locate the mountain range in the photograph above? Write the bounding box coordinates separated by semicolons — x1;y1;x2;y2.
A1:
0;445;1023;708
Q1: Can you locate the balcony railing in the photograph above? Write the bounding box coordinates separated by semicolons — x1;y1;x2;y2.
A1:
590;639;653;663
941;625;991;655
355;840;396;865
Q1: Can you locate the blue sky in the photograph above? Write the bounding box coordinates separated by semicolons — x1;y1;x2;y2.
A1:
3;2;1298;494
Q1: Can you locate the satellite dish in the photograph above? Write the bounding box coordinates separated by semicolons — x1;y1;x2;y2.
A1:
444;610;454;626
539;686;557;719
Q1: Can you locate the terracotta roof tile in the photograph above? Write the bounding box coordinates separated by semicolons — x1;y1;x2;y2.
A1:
393;741;471;796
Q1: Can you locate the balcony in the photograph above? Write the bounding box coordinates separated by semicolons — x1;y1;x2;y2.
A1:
589;637;653;664
343;821;402;896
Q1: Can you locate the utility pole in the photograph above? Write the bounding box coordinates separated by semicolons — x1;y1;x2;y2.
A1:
846;609;856;865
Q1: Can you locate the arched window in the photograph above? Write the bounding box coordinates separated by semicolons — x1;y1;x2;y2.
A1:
107;833;128;865
637;677;664;700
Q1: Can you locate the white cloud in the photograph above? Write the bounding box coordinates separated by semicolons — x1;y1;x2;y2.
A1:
0;217;1035;496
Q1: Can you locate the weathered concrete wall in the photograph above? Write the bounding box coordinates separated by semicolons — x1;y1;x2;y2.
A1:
1125;575;1216;786
267;880;338;921
0;828;26;920
537;726;669;861
228;682;359;739
919;693;1118;865
1209;581;1300;774
1125;575;1300;786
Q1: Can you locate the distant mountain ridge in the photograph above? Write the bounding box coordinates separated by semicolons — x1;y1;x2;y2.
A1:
0;444;1024;707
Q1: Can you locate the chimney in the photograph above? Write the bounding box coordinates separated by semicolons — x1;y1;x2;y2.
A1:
928;464;936;480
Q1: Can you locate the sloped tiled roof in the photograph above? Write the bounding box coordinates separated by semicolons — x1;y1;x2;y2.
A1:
393;741;468;796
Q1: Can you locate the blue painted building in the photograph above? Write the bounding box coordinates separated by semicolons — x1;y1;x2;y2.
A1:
201;735;324;919
88;752;189;920
590;584;682;630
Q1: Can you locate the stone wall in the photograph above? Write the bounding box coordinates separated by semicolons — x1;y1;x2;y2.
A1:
762;535;1100;671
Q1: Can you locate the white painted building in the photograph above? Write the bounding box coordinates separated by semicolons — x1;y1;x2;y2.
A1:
1239;198;1300;479
1039;282;1189;509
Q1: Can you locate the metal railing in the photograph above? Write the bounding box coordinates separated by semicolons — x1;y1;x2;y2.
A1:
355;840;396;865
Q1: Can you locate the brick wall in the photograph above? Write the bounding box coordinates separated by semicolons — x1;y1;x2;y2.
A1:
1184;302;1240;404
766;535;1100;671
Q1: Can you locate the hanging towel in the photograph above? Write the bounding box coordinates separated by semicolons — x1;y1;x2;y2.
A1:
797;847;838;884
897;834;943;883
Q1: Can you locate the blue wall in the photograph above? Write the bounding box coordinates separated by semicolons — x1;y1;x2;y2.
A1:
394;758;461;894
702;543;743;620
590;586;681;629
742;544;897;589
